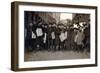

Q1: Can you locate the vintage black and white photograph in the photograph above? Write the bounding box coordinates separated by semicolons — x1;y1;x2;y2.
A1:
11;2;97;71
24;11;91;61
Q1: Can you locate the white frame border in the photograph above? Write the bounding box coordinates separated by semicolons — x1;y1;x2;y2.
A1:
18;5;96;68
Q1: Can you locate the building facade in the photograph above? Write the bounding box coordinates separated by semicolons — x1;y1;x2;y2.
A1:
72;13;90;25
24;11;60;26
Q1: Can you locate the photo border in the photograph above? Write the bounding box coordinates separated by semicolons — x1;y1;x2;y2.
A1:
11;1;97;71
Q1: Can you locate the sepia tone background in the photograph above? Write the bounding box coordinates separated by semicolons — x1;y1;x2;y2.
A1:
24;11;90;61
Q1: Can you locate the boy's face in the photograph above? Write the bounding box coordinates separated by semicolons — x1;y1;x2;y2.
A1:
49;24;51;27
45;26;47;28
